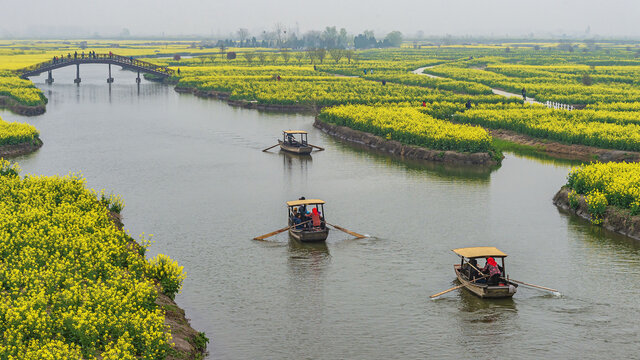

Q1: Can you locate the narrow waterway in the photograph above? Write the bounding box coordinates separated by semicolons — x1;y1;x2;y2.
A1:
3;65;639;359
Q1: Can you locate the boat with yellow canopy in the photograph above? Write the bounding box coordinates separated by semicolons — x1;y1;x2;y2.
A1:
452;246;518;298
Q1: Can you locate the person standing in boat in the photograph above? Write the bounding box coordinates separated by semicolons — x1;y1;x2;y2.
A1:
298;197;307;214
311;208;322;228
481;257;501;285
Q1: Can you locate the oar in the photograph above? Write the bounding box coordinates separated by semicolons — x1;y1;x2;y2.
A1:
326;222;366;238
430;275;489;298
253;220;312;240
503;278;558;293
309;144;325;151
262;144;279;152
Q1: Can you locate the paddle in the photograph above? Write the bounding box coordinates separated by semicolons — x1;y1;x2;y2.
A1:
309;144;325;151
502;277;558;293
262;144;279;152
326;222;366;238
430;275;489;298
253;220;311;240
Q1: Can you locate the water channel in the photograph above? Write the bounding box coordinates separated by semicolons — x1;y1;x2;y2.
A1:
2;65;639;359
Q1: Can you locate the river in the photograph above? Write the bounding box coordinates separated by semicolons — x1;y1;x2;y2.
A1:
2;65;639;359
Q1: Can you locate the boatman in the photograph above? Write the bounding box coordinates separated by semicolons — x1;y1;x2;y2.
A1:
481;257;501;285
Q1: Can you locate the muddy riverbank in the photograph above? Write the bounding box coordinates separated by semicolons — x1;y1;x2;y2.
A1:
490;128;640;162
0;137;43;158
553;187;640;241
175;86;319;113
0;96;46;116
314;117;501;166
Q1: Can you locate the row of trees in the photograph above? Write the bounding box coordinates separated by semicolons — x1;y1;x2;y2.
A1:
199;26;403;50
191;48;358;65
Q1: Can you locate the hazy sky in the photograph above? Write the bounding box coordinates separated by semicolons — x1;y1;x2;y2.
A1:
2;0;639;38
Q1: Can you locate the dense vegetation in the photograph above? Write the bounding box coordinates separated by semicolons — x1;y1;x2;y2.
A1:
0;160;186;359
0;114;40;145
319;104;494;153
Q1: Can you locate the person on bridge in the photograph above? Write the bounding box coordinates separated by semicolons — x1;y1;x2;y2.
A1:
81;51;85;59
74;51;77;59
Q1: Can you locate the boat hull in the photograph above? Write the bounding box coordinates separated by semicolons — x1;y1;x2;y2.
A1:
279;140;313;154
288;227;329;242
454;264;517;298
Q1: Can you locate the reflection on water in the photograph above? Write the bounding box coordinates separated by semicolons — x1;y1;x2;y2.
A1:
3;65;640;359
324;134;496;184
281;151;312;173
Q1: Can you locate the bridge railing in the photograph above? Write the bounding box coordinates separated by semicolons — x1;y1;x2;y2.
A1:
18;53;175;76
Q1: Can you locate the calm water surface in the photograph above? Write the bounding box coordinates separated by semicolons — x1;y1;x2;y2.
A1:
3;66;639;359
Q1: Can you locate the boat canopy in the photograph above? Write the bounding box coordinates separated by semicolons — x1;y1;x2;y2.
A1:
452;247;507;258
283;130;308;134
286;199;325;207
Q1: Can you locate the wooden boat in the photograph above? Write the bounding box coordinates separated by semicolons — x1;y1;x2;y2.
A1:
286;199;329;242
452;247;518;298
279;130;313;154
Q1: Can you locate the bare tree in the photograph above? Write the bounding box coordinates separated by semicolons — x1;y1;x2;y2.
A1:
219;43;226;59
257;52;268;64
294;51;305;64
305;49;316;64
329;49;344;63
198;55;207;65
315;48;327;64
345;49;354;64
244;52;255;63
237;28;249;46
281;49;291;64
274;23;286;47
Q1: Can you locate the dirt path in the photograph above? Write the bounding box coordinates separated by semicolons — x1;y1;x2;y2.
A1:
412;66;542;105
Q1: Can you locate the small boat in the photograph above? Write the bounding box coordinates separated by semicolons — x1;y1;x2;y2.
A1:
279;130;313;154
287;199;329;242
452;246;518;298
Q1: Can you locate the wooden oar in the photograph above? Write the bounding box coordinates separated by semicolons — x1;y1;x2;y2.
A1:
503;278;558;293
309;144;325;151
430;275;489;298
262;144;279;152
253;220;311;240
326;222;366;238
430;283;466;298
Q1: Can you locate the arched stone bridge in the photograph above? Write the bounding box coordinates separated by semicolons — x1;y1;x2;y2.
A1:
18;53;174;84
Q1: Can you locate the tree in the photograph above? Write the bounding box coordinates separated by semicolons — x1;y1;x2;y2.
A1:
306;49;316;64
315;48;327;64
345;49;354;64
198;56;207;65
581;73;593;86
354;31;376;49
294;51;305;64
257;52;267;64
237;28;249;46
218;43;226;59
322;26;338;48
383;31;403;47
329;48;344;63
281;49;291;63
244;52;255;63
